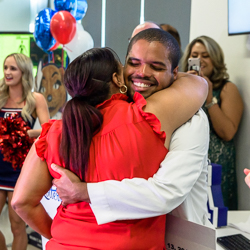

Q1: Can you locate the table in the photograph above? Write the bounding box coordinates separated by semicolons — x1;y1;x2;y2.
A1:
216;210;250;249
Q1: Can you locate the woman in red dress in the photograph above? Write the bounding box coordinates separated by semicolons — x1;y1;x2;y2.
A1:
11;33;207;250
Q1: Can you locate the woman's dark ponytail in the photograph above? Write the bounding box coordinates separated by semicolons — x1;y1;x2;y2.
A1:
60;48;121;180
60;97;103;180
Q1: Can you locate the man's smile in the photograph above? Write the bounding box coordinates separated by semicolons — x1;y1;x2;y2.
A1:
130;77;157;91
133;82;151;88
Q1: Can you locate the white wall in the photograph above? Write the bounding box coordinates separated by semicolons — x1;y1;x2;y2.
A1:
190;0;250;209
0;0;48;32
0;0;30;31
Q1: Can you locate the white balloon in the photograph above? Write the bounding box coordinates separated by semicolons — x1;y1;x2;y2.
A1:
64;23;94;61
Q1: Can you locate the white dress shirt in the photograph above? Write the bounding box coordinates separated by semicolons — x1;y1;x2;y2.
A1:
88;109;212;227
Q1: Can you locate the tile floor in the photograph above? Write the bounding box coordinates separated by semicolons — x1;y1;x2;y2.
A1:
0;203;41;250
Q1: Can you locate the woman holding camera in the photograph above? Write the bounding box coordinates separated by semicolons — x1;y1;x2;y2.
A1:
181;36;244;210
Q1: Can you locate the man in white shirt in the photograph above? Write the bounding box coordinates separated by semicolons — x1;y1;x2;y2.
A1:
51;27;211;228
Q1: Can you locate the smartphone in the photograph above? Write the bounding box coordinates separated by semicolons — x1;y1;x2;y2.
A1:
188;58;200;73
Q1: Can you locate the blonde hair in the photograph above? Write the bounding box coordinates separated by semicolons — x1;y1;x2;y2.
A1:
180;36;229;89
0;53;36;123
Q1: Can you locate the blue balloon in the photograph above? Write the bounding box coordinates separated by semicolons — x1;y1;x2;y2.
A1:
34;8;57;52
54;0;77;17
75;0;88;21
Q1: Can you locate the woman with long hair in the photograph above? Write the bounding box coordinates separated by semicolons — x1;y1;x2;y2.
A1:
181;36;244;210
0;53;49;250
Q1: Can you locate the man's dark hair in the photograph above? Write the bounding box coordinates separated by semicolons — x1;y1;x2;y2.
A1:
126;28;181;71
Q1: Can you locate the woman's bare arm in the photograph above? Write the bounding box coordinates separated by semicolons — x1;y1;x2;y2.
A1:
27;92;50;138
206;81;243;141
11;143;53;239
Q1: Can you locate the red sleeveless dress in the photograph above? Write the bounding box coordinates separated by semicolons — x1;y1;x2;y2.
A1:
36;93;168;250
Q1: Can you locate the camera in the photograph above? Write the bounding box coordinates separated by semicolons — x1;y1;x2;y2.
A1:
188;58;200;73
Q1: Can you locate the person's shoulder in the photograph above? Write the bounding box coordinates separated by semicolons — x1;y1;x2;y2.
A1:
36;120;62;159
221;80;242;99
49;119;62;131
33;92;46;102
222;80;238;92
32;91;43;98
40;119;62;142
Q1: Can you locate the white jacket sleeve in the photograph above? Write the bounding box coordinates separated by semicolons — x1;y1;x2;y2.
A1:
88;109;210;225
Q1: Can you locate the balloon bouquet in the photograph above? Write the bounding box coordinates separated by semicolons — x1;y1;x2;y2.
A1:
33;0;94;62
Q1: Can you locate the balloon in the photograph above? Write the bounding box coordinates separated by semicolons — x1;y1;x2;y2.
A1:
64;23;93;61
34;8;57;51
54;0;77;17
50;11;77;45
54;0;88;21
75;0;88;21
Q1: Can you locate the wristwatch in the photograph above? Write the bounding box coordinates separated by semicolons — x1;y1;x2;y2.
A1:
205;96;218;109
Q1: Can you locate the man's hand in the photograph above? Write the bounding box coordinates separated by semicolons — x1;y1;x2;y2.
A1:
51;164;90;206
244;168;250;188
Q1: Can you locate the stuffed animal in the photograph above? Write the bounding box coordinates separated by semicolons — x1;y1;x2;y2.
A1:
36;61;67;118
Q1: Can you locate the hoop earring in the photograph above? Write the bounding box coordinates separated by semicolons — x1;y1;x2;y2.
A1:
119;85;127;94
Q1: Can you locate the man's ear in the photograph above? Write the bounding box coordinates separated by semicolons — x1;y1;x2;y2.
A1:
112;72;122;88
173;66;178;80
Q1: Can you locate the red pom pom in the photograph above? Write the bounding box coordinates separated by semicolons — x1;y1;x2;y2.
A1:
0;113;35;170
